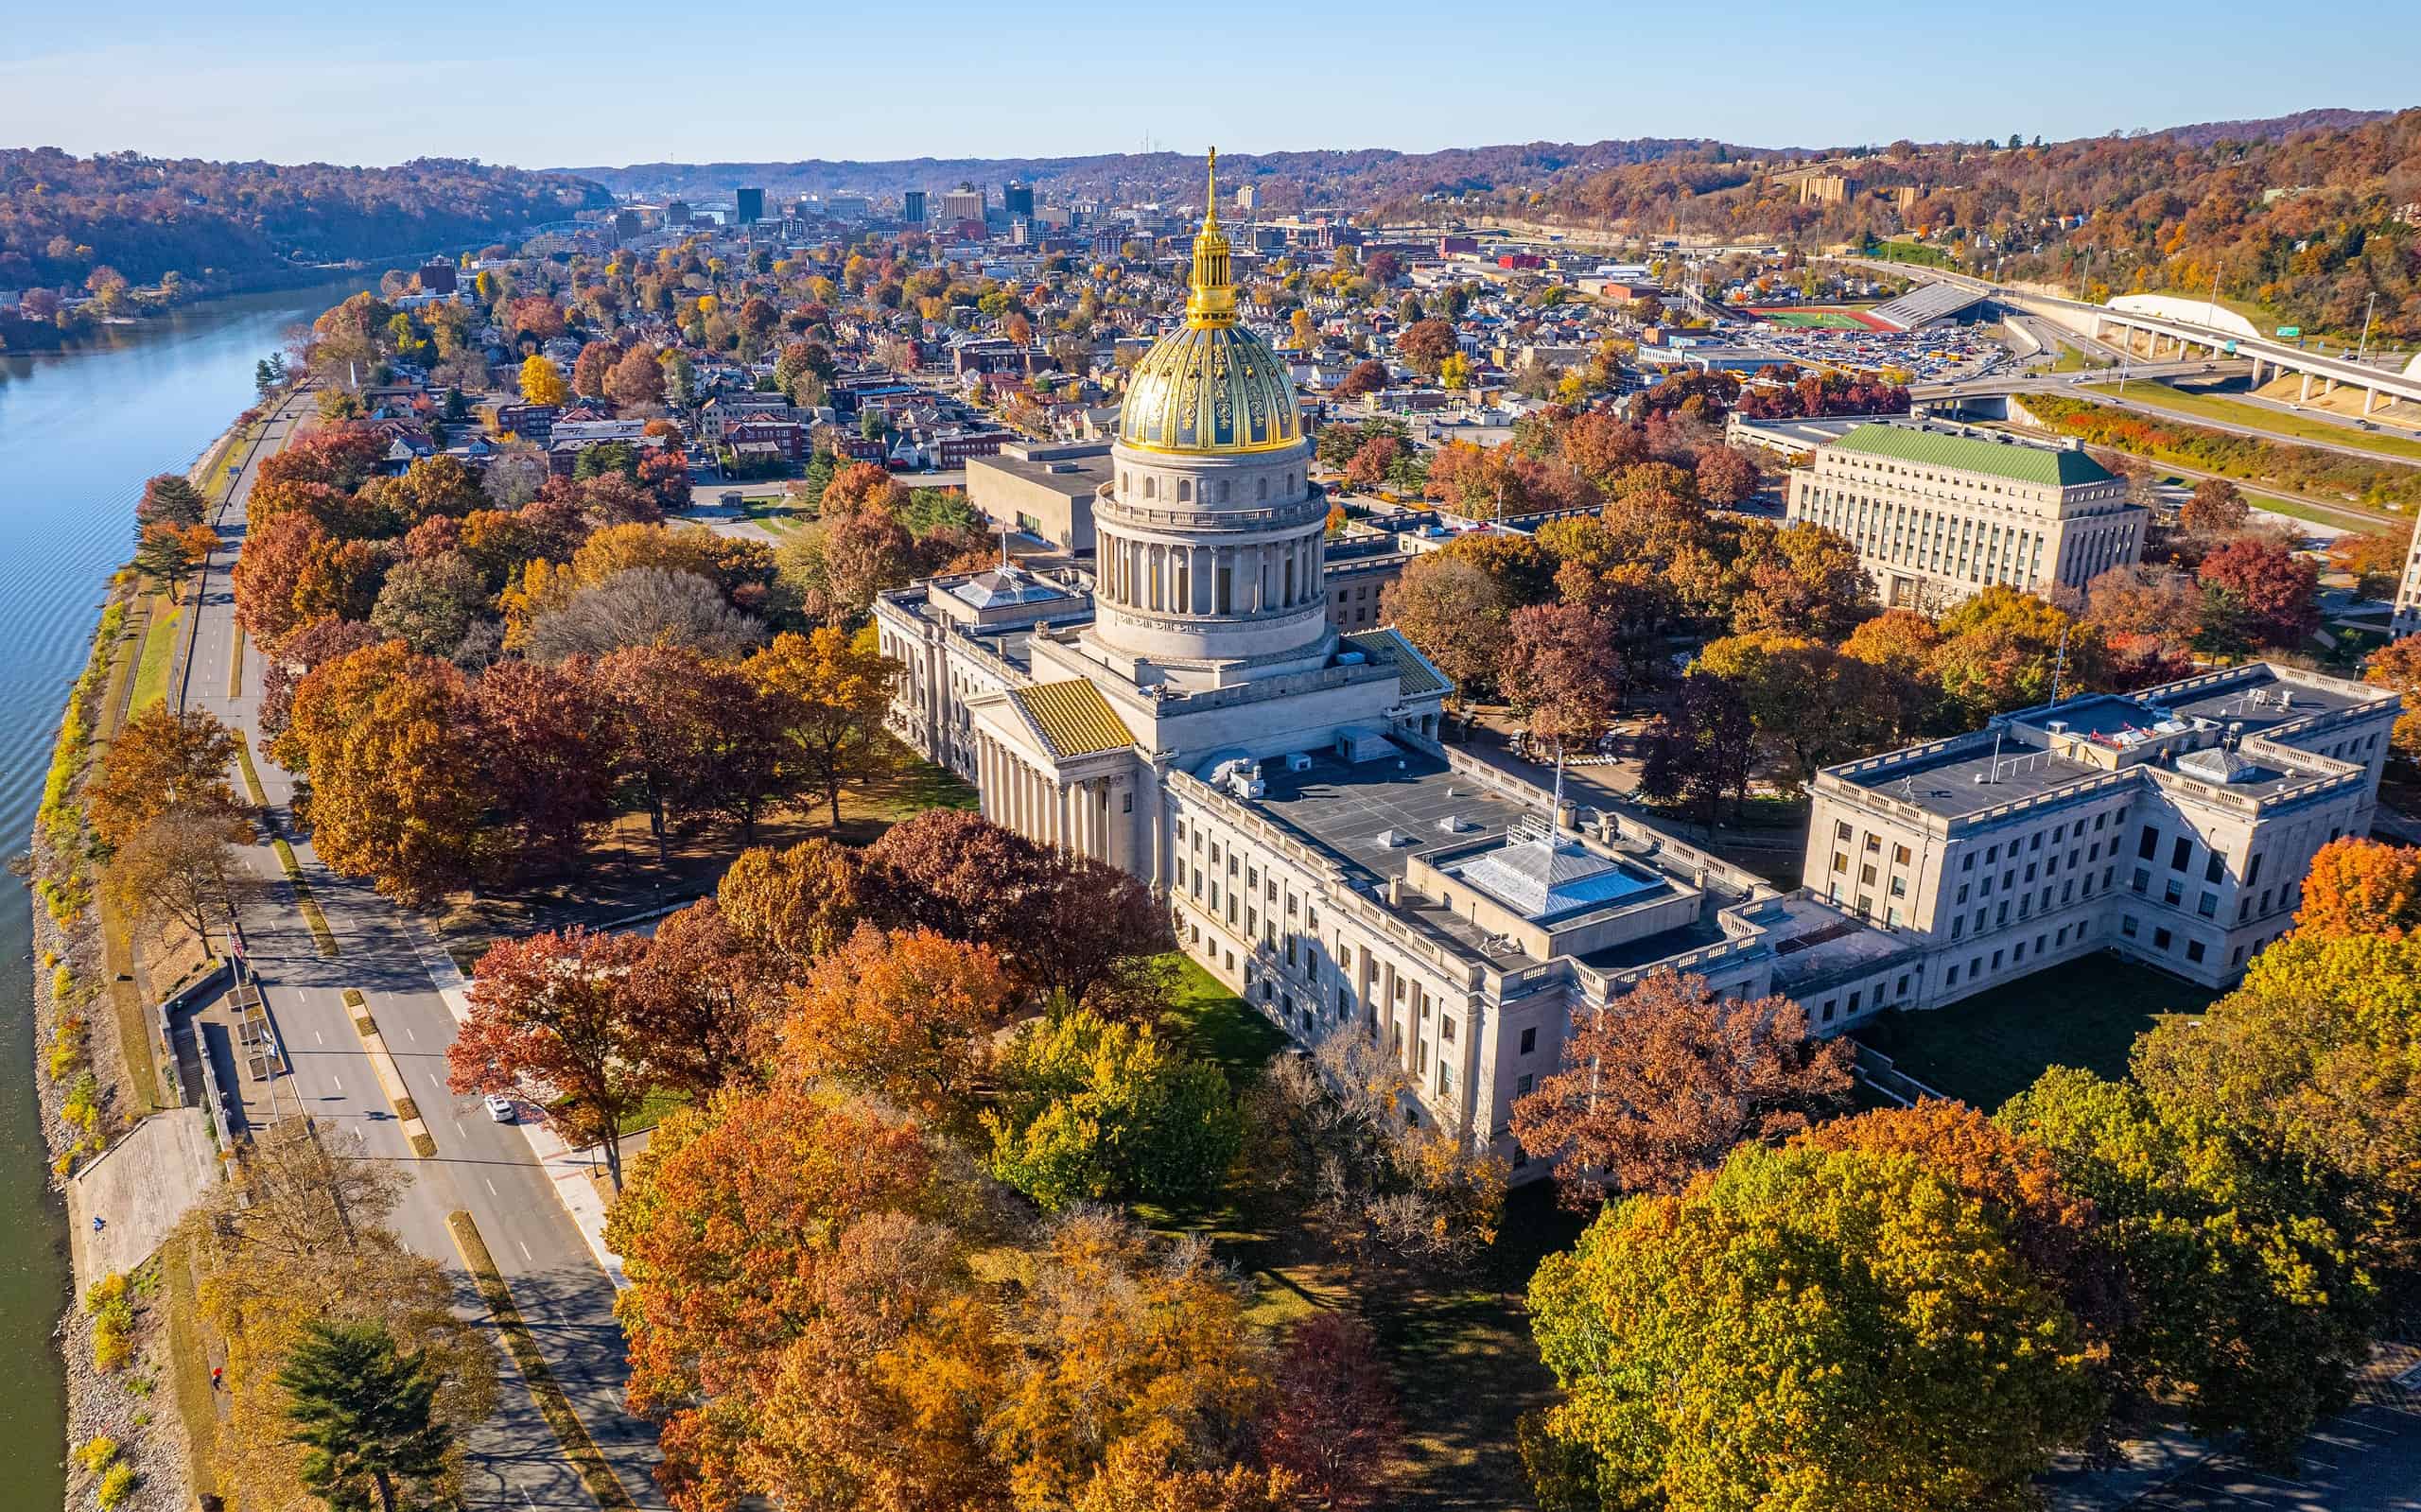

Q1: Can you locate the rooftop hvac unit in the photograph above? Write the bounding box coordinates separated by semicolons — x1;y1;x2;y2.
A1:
1284;752;1313;773
1437;814;1471;834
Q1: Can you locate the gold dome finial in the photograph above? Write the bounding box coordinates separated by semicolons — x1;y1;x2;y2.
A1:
1186;147;1236;327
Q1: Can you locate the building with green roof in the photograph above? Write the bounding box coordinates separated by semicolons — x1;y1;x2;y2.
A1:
1787;420;2147;611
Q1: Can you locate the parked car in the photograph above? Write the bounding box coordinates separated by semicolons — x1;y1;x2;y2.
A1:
483;1094;516;1123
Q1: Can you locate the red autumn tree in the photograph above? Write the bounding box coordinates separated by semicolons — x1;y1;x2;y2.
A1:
448;926;655;1189
2198;536;2319;649
1500;601;1628;752
1026;850;1176;1016
1331;359;1387;401
469;656;618;877
865;809;1053;948
1509;966;1852;1207
607;342;667;409
1260;1312;1402;1509
1692;445;1761;509
626;899;785;1096
570;339;621;399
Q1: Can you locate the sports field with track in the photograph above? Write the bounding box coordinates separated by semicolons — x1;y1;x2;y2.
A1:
1751;306;1892;331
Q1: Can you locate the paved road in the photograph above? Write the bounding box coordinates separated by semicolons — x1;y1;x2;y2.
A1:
186;394;667;1509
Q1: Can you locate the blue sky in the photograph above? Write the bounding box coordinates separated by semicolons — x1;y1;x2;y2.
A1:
5;1;2415;170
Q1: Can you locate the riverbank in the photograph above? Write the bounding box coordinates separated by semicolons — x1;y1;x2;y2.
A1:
26;568;199;1512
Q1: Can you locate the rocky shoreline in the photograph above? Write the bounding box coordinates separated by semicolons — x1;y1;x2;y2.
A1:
22;402;253;1511
29;578;199;1512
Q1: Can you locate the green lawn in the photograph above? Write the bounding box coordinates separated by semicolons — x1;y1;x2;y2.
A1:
866;744;979;819
1853;951;2218;1111
130;599;181;711
2085;380;2421;467
1155;952;1288;1085
2051;345;2108;374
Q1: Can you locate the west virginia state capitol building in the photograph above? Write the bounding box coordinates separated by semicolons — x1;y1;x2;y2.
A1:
877;155;2402;1170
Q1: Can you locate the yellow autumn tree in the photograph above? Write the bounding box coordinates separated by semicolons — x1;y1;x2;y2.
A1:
518;353;568;406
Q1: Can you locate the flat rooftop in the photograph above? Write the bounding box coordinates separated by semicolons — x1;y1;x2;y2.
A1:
1253;749;1530;894
1247;750;1719;973
967;447;1115;498
1843;669;2386;821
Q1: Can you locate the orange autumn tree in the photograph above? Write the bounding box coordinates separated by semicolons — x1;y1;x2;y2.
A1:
780;923;1017;1130
714;838;864;976
87;704;242;848
2295;835;2421;941
604;1085;976;1511
607;1092;1292;1512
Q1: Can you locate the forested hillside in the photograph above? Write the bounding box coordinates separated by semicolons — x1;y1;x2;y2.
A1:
0;151;613;291
1533;109;2421;338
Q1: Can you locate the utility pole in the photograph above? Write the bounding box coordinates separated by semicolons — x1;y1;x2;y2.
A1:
2358;292;2378;366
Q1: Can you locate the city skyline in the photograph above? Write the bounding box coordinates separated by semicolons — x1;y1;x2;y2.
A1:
6;0;2417;168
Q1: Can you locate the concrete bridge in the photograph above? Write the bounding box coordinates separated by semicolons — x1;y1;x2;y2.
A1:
1844;259;2421;420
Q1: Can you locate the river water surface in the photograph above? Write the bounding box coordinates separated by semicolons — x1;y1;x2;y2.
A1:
0;279;361;1507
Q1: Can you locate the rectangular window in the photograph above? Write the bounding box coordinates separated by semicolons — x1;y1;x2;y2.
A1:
2133;867;2151;894
2170;836;2192;873
2186;939;2206;964
1892;843;1911;865
2247;853;2265;887
2138;826;2159;860
2121;913;2139;938
2197;891;2218;919
1946;965;1960;986
1519;1027;1536;1055
2153;928;2172;951
1516;1073;1534;1097
2205;853;2226;884
2163;878;2183;908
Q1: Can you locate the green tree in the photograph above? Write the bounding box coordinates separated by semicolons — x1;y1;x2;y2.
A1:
984;1010;1242;1211
277;1320;454;1512
1526;1142;2101;1512
1999;1066;2377;1458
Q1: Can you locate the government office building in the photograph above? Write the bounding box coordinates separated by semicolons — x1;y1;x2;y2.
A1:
1803;663;2396;1009
1781;420;2148;610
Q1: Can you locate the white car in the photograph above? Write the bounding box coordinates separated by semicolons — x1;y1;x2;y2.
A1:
483;1094;517;1124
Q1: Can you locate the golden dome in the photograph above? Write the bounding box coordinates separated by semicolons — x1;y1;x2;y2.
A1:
1117;149;1303;456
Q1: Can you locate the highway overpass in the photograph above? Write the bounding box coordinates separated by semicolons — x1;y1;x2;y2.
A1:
1844;259;2421;419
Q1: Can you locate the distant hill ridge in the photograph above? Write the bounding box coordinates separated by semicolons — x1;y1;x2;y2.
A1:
556;109;2396;206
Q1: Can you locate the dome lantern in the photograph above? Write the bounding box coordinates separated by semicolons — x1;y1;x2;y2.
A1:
1115;149;1303;457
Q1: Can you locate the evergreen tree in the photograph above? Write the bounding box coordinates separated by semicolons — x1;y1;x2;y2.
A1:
277;1320;454;1512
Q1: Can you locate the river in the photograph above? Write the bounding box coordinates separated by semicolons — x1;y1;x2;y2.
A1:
0;278;362;1507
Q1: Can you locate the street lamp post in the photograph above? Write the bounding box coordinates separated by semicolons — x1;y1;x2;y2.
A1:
2357;292;2378;366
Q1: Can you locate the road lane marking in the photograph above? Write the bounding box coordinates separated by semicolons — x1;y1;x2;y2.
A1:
330;1074;341;1092
518;1240;532;1263
485;1178;497;1197
312;1029;322;1044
